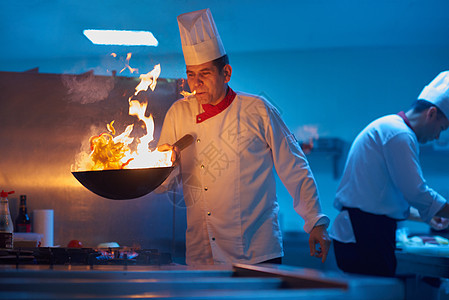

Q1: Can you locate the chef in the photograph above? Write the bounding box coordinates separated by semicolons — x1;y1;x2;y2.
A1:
157;8;330;265
330;71;449;277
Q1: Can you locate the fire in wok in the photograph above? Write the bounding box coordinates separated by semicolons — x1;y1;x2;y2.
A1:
72;134;193;200
71;58;193;200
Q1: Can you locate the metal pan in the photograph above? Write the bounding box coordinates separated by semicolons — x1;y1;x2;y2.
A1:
72;134;193;200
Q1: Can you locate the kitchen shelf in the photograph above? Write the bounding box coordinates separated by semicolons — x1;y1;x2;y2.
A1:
299;137;347;179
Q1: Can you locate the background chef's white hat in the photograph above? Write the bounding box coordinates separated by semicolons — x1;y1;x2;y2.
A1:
177;8;226;66
418;71;449;118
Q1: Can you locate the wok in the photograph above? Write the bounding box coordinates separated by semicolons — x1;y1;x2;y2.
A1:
72;134;193;200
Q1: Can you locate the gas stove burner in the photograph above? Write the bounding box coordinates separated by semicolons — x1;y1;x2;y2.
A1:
0;249;35;265
96;248;172;266
2;247;172;266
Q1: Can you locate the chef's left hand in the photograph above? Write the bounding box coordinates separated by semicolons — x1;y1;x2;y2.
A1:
430;216;449;231
309;224;331;263
157;144;180;165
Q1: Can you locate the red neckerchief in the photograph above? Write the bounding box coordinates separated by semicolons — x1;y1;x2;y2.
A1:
196;87;236;123
397;111;414;130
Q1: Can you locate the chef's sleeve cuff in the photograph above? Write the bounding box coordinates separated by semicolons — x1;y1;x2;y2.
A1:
313;216;330;229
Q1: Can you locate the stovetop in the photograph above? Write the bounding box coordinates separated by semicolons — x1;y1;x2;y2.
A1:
0;247;172;267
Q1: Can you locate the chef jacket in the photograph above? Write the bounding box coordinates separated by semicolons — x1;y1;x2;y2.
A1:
158;89;329;265
330;114;447;243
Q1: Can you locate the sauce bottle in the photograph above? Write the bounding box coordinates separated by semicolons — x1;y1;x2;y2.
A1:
15;195;31;233
0;190;14;249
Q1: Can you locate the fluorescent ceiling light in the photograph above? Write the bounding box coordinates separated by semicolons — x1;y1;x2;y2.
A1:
83;29;158;46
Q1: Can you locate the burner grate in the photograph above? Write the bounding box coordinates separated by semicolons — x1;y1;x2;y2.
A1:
1;247;172;266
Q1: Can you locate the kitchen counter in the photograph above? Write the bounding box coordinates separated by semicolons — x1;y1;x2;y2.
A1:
396;250;449;300
396;250;449;278
0;263;403;299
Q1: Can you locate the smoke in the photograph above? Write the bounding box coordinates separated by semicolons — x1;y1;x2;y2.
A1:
62;71;115;104
295;125;320;142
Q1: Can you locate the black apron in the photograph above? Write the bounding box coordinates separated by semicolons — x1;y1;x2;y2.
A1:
333;207;397;277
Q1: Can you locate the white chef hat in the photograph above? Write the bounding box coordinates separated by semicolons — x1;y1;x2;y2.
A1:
418;71;449;118
177;8;226;66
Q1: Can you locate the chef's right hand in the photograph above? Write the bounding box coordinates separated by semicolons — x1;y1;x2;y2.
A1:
309;225;331;263
430;216;449;231
157;144;180;165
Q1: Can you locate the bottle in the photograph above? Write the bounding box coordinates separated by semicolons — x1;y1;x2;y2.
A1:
15;195;31;233
0;190;14;249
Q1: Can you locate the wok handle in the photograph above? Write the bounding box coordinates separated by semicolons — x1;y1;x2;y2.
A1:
173;134;194;151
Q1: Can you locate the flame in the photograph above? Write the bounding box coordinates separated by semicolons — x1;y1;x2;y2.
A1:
119;53;138;74
135;64;161;94
74;63;172;171
178;79;196;98
180;90;196;97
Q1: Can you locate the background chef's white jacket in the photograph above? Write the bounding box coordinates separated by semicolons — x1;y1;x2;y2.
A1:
330;114;447;243
158;91;328;265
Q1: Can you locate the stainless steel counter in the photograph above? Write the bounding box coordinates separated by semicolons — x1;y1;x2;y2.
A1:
0;263;404;299
396;250;449;278
396;250;449;300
